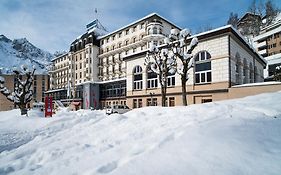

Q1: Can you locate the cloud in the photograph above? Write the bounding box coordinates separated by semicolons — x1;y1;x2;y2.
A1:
1;0;280;53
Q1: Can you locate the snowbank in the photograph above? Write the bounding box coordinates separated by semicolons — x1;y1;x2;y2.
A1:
0;92;281;175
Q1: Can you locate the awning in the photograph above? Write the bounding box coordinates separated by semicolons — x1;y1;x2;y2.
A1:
71;102;80;106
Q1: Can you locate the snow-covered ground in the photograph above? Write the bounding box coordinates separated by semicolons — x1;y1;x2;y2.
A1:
0;92;281;175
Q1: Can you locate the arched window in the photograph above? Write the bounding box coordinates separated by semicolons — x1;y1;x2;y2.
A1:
243;58;248;84
133;66;143;90
195;51;212;84
254;66;258;82
152;27;157;34
125;40;129;46
249;62;253;83
147;64;158;88
118;42;122;48
235;53;241;84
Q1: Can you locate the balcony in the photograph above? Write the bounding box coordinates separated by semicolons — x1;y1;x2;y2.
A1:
99;37;147;58
258;49;267;55
257;41;267;49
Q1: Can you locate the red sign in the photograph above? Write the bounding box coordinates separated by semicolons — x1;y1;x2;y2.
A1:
45;96;53;117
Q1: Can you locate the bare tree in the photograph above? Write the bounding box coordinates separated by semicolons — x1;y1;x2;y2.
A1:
227;12;239;28
196;24;213;34
0;65;36;116
265;0;279;25
248;0;257;14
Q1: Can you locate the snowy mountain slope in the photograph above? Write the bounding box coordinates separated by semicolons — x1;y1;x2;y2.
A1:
0;35;53;74
0;92;281;175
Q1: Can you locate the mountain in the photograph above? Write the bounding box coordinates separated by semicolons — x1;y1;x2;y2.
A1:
0;35;53;74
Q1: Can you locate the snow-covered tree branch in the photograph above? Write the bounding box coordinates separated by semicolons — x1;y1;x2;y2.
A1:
145;43;177;106
164;28;198;106
145;28;198;106
0;65;36;116
274;65;281;81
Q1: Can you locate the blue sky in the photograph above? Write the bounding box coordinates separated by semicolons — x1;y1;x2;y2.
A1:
0;0;280;53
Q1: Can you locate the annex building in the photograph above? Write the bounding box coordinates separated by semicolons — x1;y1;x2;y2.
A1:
0;74;49;111
46;13;281;110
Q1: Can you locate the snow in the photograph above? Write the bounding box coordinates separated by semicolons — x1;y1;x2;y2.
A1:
232;81;281;88
1;92;281;174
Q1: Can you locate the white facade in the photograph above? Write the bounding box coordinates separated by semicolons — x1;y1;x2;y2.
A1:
49;13;266;108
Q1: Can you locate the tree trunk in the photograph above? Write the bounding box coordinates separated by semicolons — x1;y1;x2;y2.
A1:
19;104;28;116
161;86;167;107
181;75;187;106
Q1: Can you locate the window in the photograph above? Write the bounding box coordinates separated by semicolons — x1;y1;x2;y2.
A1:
195;51;211;84
119;32;122;38
118;43;122;48
147;98;157;106
167;72;175;87
249;63;253;83
152;27;157;34
235;53;241;84
147;64;158;88
202;98;212;103
138;99;142;108
169;97;175;106
132;26;136;32
133;99;137;108
133;66;143;90
125;40;129;46
126;29;129;35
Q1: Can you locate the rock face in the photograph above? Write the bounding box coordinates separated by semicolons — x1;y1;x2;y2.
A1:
0;35;53;74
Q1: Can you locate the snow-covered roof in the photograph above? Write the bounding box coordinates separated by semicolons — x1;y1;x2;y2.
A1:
232;81;281;88
188;25;266;65
265;53;281;65
45;88;66;93
97;13;182;40
76;78;127;86
51;53;68;62
254;24;281;41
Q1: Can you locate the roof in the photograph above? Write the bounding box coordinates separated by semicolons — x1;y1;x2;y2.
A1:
187;25;266;65
237;12;262;25
97;13;182;40
51;53;68;62
123;25;266;66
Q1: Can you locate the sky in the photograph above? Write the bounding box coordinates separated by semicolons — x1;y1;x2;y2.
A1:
0;0;280;53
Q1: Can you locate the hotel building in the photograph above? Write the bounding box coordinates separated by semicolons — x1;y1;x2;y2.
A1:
46;13;281;110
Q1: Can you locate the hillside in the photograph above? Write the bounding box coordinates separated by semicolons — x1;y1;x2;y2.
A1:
0;92;281;175
0;35;53;74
